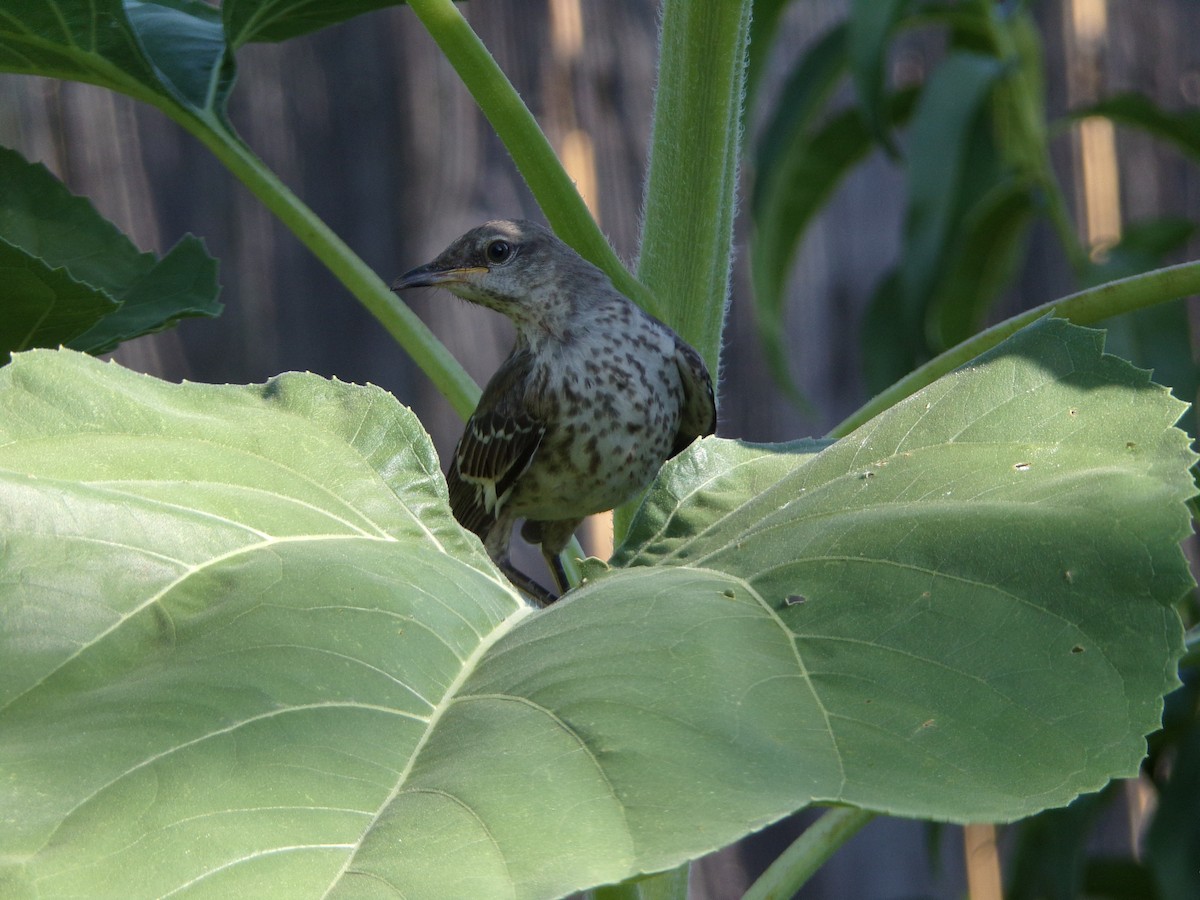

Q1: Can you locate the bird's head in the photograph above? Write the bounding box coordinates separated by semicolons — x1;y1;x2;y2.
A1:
392;219;608;340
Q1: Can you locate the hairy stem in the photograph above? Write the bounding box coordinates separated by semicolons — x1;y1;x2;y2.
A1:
637;0;752;370
742;808;876;900
615;0;752;545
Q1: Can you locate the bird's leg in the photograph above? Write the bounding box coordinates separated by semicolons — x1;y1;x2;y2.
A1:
482;515;557;606
543;549;570;597
523;518;581;599
498;559;558;608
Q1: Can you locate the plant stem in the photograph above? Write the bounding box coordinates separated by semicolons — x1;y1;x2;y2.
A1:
591;867;689;900
637;0;752;371
742;808;875;900
831;258;1200;436
405;0;657;317
617;0;752;544
166;110;481;418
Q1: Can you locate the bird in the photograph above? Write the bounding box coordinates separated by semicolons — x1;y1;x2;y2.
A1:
393;219;716;605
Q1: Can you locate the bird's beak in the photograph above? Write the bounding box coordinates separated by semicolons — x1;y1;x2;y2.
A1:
391;264;487;291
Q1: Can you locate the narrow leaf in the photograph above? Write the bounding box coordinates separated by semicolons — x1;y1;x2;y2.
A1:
746;0;795;101
860;268;919;394
901;51;1005;315
1071;93;1200;162
848;0;908;155
925;175;1036;349
752;88;919;403
752;24;850;200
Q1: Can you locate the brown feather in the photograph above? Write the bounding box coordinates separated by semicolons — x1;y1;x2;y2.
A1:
447;351;546;538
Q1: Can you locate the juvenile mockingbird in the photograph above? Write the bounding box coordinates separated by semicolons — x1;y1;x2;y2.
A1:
393;219;715;605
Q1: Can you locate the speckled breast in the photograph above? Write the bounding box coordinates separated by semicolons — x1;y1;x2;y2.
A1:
508;327;683;522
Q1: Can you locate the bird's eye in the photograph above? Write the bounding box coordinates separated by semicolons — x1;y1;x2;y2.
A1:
485;240;513;264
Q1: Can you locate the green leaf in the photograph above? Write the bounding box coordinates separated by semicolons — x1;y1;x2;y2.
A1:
847;0;1001;155
0;146;149;293
848;0;908;155
924;175;1036;350
0;0;233;118
0;239;119;361
1070;93;1200;162
752;24;849;208
127;0;234;113
746;0;794;101
0;323;1193;896
67;235;223;354
0;146;222;359
615;317;1194;820
989;4;1048;175
0;1;409;112
223;0;408;49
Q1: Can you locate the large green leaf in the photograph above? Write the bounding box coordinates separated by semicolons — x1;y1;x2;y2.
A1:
0;318;1193;898
0;1;411;114
0;0;233;117
613;317;1193;818
0;146;221;360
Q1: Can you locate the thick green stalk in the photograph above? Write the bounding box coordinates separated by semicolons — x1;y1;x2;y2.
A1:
742;808;876;900
637;0;752;370
405;0;658;317
164;109;481;418
598;8;753;895
613;0;752;547
832;259;1200;436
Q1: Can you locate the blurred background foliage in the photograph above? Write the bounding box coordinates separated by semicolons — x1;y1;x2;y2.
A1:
2;0;1198;896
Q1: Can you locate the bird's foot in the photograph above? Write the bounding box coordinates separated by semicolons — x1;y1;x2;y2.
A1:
499;561;558;607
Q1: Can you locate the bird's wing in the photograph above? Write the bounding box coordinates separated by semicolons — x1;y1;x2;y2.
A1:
447;351;546;538
671;338;717;456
